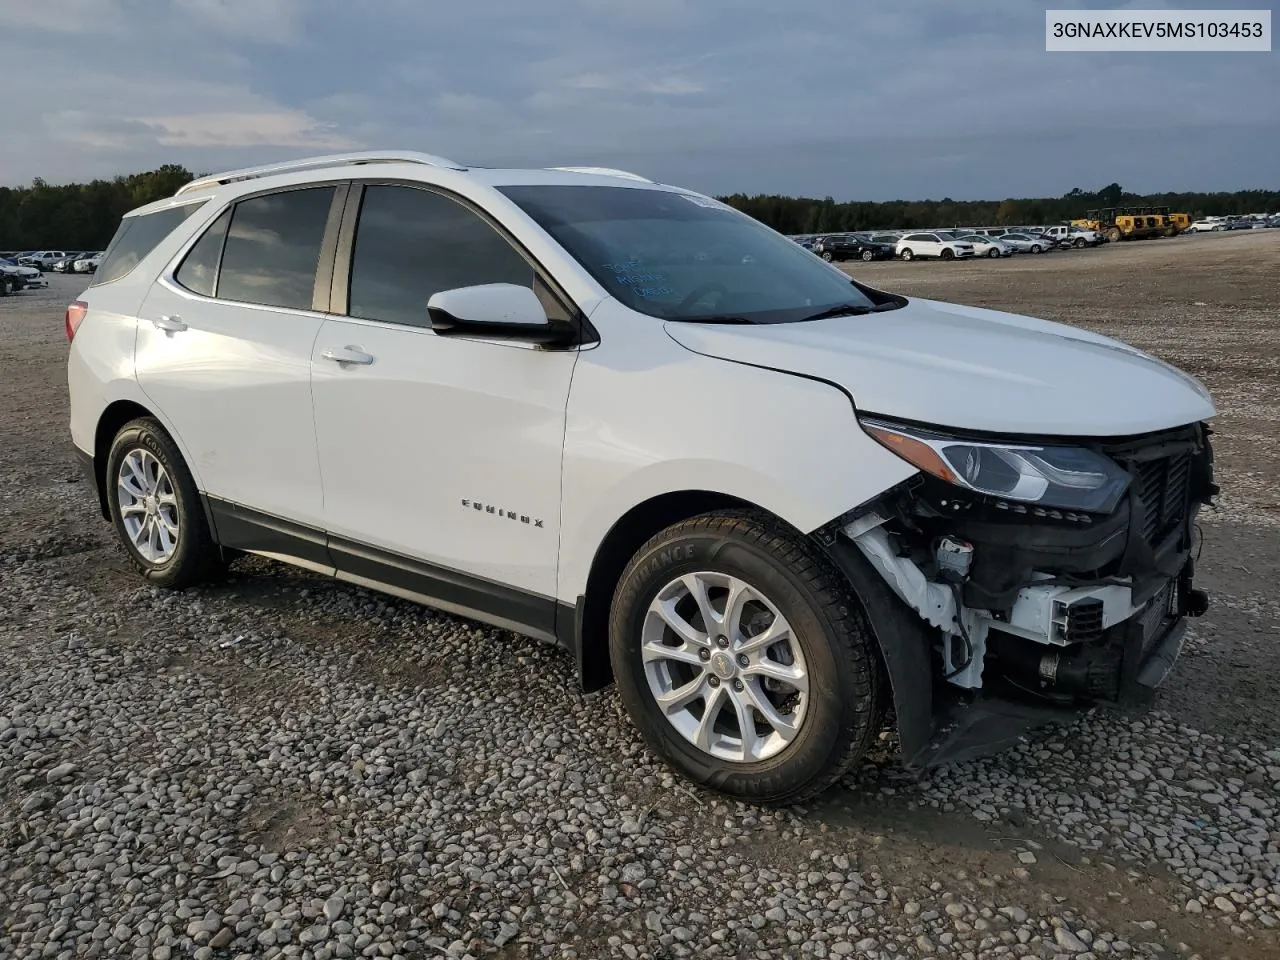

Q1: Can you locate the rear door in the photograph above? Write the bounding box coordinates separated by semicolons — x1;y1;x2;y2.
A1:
134;184;344;548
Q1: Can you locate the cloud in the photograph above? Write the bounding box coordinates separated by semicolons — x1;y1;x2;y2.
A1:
139;111;358;149
0;0;1275;196
172;0;305;43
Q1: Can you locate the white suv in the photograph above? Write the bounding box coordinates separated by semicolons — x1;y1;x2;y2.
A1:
67;151;1218;803
894;233;975;261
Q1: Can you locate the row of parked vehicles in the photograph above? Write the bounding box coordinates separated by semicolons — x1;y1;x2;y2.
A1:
1;249;104;274
1185;215;1280;232
797;223;1104;263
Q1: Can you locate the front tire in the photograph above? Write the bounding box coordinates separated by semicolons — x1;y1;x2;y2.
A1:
1074;237;1087;248
821;251;834;262
860;249;874;262
899;248;914;261
986;247;1000;258
940;248;955;261
608;511;881;804
106;418;225;589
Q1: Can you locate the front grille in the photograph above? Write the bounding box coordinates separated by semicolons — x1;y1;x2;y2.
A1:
1133;451;1192;545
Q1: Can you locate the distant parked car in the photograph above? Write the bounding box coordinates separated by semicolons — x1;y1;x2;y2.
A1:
51;252;89;273
955;234;1013;258
72;253;103;273
18;250;67;271
0;261;23;296
1040;225;1103;248
895;232;975;261
995;233;1051;255
0;257;45;292
811;234;896;262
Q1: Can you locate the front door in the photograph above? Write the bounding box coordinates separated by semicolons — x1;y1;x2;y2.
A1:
310;183;578;634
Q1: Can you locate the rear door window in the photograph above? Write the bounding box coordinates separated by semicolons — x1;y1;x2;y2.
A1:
175;208;232;298
216;187;336;311
91;202;206;286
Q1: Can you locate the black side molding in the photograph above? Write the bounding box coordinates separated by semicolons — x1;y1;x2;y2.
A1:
205;496;563;649
329;535;559;644
207;498;332;568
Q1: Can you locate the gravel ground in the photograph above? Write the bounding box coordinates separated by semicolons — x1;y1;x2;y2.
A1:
2;231;1278;960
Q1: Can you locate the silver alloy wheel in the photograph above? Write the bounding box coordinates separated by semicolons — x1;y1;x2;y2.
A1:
116;449;180;564
641;571;809;763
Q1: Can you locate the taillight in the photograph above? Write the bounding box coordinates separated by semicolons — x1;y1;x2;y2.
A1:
65;300;88;342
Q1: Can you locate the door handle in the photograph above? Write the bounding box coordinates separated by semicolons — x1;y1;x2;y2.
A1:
320;346;375;366
152;315;188;333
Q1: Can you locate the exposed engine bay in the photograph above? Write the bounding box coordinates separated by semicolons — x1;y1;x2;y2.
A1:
820;421;1218;767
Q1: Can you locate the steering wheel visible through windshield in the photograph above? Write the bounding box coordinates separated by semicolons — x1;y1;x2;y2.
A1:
497;184;891;324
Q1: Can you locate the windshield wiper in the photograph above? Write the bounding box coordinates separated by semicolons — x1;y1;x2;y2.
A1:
668;315;756;324
798;304;874;322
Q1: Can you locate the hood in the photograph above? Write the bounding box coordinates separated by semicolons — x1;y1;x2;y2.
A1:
664;298;1215;437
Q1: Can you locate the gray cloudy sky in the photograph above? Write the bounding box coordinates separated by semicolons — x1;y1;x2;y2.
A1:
3;0;1276;199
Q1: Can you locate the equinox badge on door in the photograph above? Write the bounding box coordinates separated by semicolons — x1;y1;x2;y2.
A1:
461;499;544;528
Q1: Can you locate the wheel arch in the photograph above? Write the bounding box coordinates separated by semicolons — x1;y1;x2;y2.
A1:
91;400;158;519
572;489;770;692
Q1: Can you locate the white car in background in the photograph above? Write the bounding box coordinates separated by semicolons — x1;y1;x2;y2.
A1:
1187;219;1225;232
995;232;1050;255
1041;225;1103;248
955;234;1012;258
72;253;103;273
894;232;975;261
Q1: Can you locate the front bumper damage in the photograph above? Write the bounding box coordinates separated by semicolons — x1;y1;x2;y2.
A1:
819;422;1217;770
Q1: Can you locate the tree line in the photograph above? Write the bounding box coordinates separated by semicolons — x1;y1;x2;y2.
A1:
1;167;1277;250
718;183;1280;235
0;165;196;251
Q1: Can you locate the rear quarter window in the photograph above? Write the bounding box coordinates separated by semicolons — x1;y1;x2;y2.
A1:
91;201;207;286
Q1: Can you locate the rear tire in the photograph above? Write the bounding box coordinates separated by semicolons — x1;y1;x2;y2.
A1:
860;249;874;262
608;511;881;804
821;251;834;262
106;418;226;589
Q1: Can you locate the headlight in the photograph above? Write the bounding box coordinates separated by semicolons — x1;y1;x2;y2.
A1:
860;417;1131;513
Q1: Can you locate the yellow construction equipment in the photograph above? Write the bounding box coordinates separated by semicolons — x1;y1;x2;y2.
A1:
1075;207;1181;241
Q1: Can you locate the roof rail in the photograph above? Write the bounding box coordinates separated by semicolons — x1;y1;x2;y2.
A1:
174;151;467;197
547;166;653;183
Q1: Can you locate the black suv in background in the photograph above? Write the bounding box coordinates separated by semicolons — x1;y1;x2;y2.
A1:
810;234;895;262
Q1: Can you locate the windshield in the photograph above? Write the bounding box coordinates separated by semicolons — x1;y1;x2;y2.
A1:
497;184;883;323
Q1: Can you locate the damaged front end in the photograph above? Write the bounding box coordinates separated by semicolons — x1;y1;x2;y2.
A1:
818;418;1218;771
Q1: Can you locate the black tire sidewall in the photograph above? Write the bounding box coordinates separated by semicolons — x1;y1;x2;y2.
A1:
105;419;217;588
609;519;874;802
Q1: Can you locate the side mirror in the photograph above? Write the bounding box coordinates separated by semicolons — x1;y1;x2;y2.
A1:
427;283;573;345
